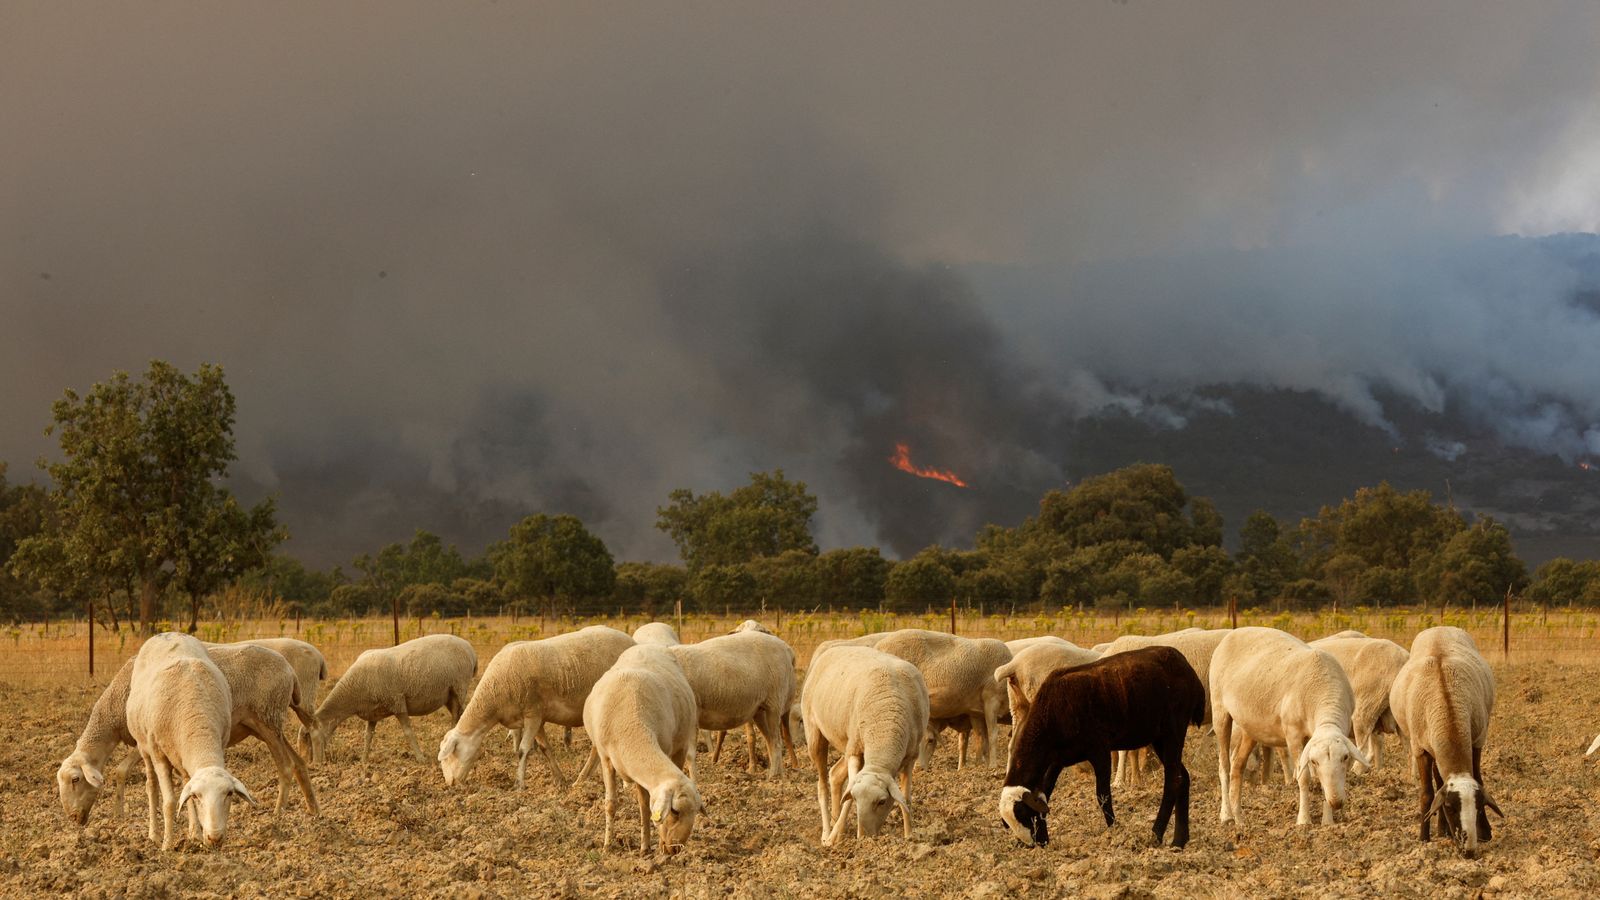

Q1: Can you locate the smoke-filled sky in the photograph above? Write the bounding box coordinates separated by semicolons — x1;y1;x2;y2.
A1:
5;2;1600;566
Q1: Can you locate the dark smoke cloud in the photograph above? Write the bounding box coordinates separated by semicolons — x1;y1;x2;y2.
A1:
4;3;1600;565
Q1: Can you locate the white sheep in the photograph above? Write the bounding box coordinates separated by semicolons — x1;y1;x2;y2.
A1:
1211;626;1369;827
439;625;634;788
1389;626;1502;855
58;642;317;825
125;633;259;850
632;622;680;645
803;645;928;844
579;644;703;855
867;629;1010;770
240;637;327;752
669;631;798;778
993;640;1102;757
1309;633;1410;772
732;619;773;634
310;633;477;763
1004;636;1073;655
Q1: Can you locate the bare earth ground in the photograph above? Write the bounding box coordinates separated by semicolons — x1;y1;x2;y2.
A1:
4;660;1600;899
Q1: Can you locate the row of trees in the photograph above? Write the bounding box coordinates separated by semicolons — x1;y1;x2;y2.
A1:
0;359;1589;628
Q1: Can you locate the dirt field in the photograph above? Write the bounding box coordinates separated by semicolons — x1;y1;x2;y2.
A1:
5;637;1600;897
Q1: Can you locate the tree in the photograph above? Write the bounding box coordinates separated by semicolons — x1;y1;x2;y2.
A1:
1414;518;1528;608
884;554;954;611
745;549;821;610
174;492;285;631
816;547;890;608
0;464;52;622
613;562;688;615
656;470;818;570
689;564;756;611
1321;553;1367;612
1235;510;1298;604
494;514;616;616
1035;464;1215;559
16;361;282;632
1527;558;1600;606
1171;545;1232;606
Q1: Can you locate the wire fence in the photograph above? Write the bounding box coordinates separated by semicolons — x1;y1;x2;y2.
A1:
4;602;1598;689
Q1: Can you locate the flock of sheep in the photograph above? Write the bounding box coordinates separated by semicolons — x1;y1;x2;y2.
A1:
56;617;1582;862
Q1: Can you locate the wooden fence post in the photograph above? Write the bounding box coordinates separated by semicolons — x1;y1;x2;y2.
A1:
949;597;956;635
87;596;95;678
1502;586;1511;662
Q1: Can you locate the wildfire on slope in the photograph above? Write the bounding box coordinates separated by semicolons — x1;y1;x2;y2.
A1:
888;442;970;488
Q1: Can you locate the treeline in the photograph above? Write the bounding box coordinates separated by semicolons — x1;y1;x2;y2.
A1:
2;361;1596;628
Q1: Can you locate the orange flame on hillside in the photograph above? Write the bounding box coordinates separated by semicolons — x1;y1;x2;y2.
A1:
888;443;970;488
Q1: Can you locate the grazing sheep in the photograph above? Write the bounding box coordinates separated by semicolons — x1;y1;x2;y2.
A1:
1309;633;1410;772
733;619;773;634
580;644;702;856
125;633;258;850
439;626;634;788
1211;626;1369;827
310;634;477;763
668;631;798;778
803;645;929;845
808;632;890;669
993;640;1102;757
1389;626;1502;856
240;638;326;752
999;646;1204;848
633;622;680;646
868;629;1011;770
58;643;317;826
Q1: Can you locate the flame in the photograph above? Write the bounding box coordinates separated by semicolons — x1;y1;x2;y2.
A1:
888;443;970;488
1580;461;1594;472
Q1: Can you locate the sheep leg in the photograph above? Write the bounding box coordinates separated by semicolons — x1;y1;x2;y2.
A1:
1227;728;1254;826
534;730;571;786
917;730;937;769
363;721;376;762
563;727;573;750
1214;710;1234;824
113;748;138;819
809;736;833;841
152;755;177;851
143;753;159;844
1152;737;1183;846
755;709;783;778
600;757;617;850
635;782;652;856
1472;745;1493;841
781;711;799;769
1090;749;1115;828
984;698;1001;770
711;730;726;764
394;711;426;762
898;763;915;839
252;719;318;816
514;718;537;790
1416;750;1435;841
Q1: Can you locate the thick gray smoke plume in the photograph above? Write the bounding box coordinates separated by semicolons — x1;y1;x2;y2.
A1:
4;3;1600;564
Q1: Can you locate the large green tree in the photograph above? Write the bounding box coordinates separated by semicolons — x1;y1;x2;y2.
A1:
14;361;281;632
493;514;616;615
0;464;52;622
656;470;818;570
816;547;891;608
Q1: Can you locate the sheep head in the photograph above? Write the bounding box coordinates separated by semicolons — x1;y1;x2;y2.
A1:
176;766;257;848
438;726;485;786
1425;773;1502;856
650;778;702;853
1296;726;1370;821
56;753;106;826
999;784;1050;847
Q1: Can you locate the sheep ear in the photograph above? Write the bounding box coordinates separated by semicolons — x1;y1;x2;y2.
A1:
438;732;457;762
1421;788;1449;822
177;780;195;809
650;790;671;823
1294;743;1312;781
230;777;259;807
82;765;105;789
888;779;906;805
1346;737;1372;770
1482;791;1503;818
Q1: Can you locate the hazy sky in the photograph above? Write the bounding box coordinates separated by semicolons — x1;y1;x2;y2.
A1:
5;3;1600;564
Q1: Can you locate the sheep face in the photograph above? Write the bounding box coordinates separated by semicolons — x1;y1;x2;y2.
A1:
649;780;702;853
438;727;485;786
1297;729;1369;821
176;766;257;847
56;754;106;826
307;718;334;764
849;771;907;838
1426;773;1501;856
999;785;1050;846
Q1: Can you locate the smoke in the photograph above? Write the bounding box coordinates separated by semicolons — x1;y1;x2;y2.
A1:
4;3;1600;565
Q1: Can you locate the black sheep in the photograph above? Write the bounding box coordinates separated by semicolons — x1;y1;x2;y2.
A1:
998;645;1205;848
